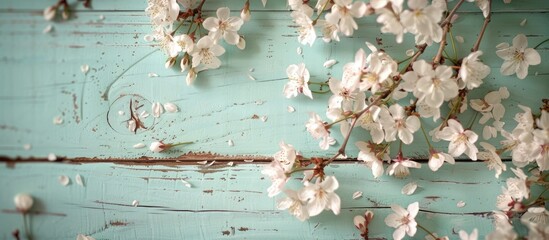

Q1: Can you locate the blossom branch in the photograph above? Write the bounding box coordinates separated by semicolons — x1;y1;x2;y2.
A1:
440;0;467;27
434;24;451;64
471;0;492;52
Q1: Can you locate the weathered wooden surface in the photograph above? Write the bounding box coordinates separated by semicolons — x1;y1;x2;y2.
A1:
0;162;530;239
0;0;548;239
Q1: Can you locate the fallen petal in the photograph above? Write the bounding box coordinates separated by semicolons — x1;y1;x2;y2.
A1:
406;49;415;57
260;116;268;122
118;110;125;116
133;143;146;149
455;35;464;43
457;201;466;208
227;161;234;166
323;59;337;68
53;116;63;125
43;25;53;34
297;47;302;55
244;159;254;163
152;102;164;118
23;144;32;150
139;111;149;118
197;160;207;165
248;74;256;81
249;67;255;72
401;182;418;195
80;64;90;74
520;19;527;26
352;191;363;200
287;106;295;113
143;35;154;42
47;153;57;161
148;72;159;77
205;160;216;167
163;102;179;113
75;174;84;186
58;175;70;186
228;140;234;146
132;200;139;207
181;179;192;188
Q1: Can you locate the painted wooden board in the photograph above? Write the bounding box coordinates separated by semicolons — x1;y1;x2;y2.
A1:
1;162;542;239
0;0;548;239
0;0;548;160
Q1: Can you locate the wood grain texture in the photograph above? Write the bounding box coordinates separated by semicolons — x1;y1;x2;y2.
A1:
1;162;537;239
0;0;548;160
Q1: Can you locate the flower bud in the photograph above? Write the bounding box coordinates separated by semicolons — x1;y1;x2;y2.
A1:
149;141;167;153
165;57;176;69
240;8;251;22
14;193;33;213
236;36;246;50
180;55;190;72
186;68;197;86
62;7;70;20
44;6;57;21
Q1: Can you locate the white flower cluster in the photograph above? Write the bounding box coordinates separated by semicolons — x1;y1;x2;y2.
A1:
145;0;247;85
262;141;341;221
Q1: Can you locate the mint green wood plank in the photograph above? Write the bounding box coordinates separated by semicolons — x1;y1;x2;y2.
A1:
0;0;548;160
0;162;529;239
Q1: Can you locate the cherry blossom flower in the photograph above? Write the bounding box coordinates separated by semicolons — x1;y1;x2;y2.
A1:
522;220;549;240
284;63;313;99
500;128;535;167
384;202;419;240
261;160;289;197
467;0;490;18
387;157;421;178
277;189;310;221
400;0;445;45
299;176;341;216
191;36;225;71
459;51;490;90
167;34;194;58
291;11;316;46
414;61;459;108
521;207;549;225
325;0;366;36
379;104;420;144
145;0;180;28
375;0;406;43
306;113;336;150
477;142;506;178
359;43;398;93
356;141;385;178
505;167;529;200
14;193;33;213
428;150;455;171
203;7;244;45
318;13;340;43
437;119;479;160
44;6;56;21
459;228;478;240
496;34;541;79
356;105;385;144
514;105;535;131
533;110;549;170
342;48;367;86
149;141;167;153
273;141;297;172
354;210;374;239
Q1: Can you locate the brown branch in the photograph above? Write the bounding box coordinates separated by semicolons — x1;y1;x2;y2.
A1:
471;0;492;52
434;24;450;64
440;0;467;27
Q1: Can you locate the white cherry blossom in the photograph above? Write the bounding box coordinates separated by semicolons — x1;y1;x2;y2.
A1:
325;0;366;36
299;176;341;216
356;141;385;178
203;7;244;45
521;207;549;226
277;190;310;221
318;13;340;43
437;119;479;160
459;51;490;90
385;202;419;240
284;63;313;99
375;0;406;43
400;0;445;45
477;142;506;178
191;36;225;71
273;141;297;172
467;0;490;18
145;0;180;28
306;113;335;150
496;34;541;79
356;105;385;144
458;228;478;240
505;167;529;200
428;150;455;171
387;157;421;178
379;104;420;144
359;43;398;93
167;34;194;58
291;11;316;46
414;61;459;108
261;160;289;197
14;193;33;213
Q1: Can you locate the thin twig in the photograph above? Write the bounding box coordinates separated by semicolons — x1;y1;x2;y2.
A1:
472;0;492;52
440;0;467;27
434;24;451;64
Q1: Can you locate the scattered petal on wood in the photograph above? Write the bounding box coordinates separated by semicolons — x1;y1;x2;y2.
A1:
352;191;363;200
260;116;268;122
197;160;207;165
99;15;105;20
248;74;256;81
133;143;145;149
164;102;179;113
455;35;464;43
148;72;159;77
261;0;267;7
323;59;337;68
152;102;164;118
58;175;70;186
23;144;32;150
255;100;264;105
244;159;254;163
405;49;414;57
520;19;527;26
228;140;234;146
205;160;216;167
80;64;90;74
181;179;192;188
75;174;84;186
47;153;57;161
227;161;234;166
132;200;139;207
296;47;302;55
139;111;150;118
127;120;136;132
457;201;466;208
118;110;125;116
401;182;418;195
53;116;63;125
287;106;295;113
43;25;53;34
249;67;255;72
144;35;154;42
